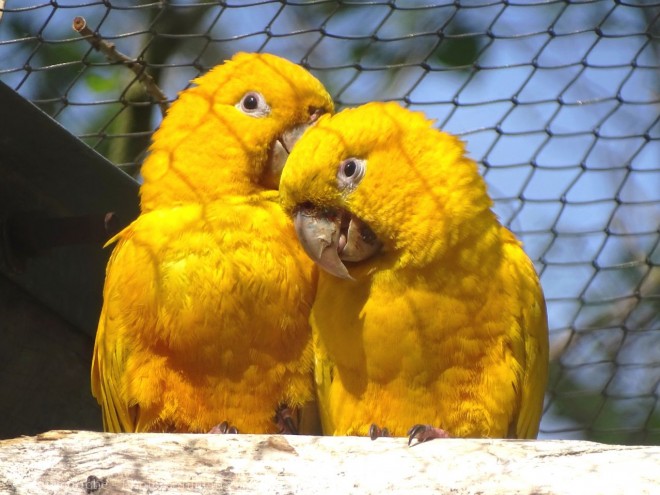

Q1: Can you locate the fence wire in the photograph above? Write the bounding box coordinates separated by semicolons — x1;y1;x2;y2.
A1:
0;0;658;445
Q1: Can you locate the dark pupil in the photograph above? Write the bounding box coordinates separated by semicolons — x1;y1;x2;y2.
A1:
244;94;258;110
344;160;357;177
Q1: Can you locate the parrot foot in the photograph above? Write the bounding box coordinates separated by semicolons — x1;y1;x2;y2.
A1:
369;424;390;440
274;404;298;435
208;421;239;434
407;424;451;446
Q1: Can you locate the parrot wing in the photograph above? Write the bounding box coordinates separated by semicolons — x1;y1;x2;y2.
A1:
91;225;142;432
91;311;136;432
503;228;549;439
310;331;335;435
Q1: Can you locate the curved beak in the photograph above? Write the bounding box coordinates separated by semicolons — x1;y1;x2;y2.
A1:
294;207;353;280
293;205;383;280
269;124;308;182
269;108;328;184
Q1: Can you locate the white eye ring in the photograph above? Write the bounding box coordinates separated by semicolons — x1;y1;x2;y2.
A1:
236;91;270;117
337;158;366;191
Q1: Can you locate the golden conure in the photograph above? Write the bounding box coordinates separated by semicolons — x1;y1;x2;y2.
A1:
91;52;334;433
279;102;549;442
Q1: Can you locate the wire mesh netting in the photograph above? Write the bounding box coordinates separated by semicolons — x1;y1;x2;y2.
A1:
0;1;658;444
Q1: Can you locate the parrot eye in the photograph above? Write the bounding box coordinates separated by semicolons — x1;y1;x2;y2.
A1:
337;158;366;191
237;91;270;117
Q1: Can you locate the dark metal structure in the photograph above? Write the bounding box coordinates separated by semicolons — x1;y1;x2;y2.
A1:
0;81;139;438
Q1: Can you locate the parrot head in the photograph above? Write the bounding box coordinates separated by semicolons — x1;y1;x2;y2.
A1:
140;52;334;209
279;102;495;279
202;52;334;189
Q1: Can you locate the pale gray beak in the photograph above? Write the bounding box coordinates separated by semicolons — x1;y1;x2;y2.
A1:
269;108;326;180
293;205;382;280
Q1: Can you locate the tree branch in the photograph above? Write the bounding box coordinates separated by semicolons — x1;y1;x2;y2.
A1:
1;430;658;494
72;16;169;117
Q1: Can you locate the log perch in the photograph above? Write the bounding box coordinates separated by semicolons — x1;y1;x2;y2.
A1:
0;430;658;494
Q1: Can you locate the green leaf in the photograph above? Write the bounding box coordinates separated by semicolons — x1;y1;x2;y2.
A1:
85;72;118;93
432;31;480;69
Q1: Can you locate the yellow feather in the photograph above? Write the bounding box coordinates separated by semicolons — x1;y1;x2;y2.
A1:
91;53;333;433
280;102;549;438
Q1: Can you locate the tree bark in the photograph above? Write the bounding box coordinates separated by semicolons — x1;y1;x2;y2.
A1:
0;430;657;494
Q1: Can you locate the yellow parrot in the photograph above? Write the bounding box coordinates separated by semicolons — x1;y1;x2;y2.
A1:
279;102;549;442
91;52;334;433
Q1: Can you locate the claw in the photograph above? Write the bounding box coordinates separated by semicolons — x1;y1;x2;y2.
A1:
208;421;239;434
369;424;390;440
275;404;299;435
407;424;450;446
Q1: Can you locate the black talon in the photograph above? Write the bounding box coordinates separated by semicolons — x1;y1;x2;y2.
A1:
208;421;239;434
284;415;298;435
407;424;422;436
369;424;390;440
407;424;450;446
407;424;426;446
275;404;299;434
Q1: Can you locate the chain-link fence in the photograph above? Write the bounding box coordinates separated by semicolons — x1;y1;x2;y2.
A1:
0;0;658;444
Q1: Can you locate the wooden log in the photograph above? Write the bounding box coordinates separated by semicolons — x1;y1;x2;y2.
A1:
0;430;658;494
